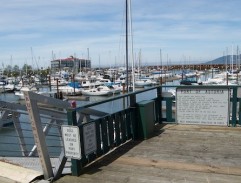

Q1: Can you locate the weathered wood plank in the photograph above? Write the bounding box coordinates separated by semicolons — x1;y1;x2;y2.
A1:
54;124;241;183
115;156;241;176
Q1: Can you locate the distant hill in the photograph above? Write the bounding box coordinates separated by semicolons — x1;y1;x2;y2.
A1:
205;55;240;65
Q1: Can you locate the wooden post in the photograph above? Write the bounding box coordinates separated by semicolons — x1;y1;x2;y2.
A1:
237;72;238;84
54;78;59;98
48;75;51;91
232;87;238;127
156;86;162;124
130;93;138;140
122;83;126;94
73;74;75;95
226;72;228;85
166;97;174;122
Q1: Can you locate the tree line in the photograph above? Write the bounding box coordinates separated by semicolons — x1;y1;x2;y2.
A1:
1;64;50;78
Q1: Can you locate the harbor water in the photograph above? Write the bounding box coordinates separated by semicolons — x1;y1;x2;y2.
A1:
0;86;159;157
0;71;214;157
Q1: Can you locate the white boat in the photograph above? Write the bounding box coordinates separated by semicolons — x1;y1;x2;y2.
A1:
50;77;68;86
98;85;121;94
202;78;224;85
134;79;153;87
164;89;176;97
57;85;83;96
96;78;112;85
82;86;112;96
227;73;237;80
208;68;220;73
110;84;123;94
15;86;38;100
74;73;84;81
79;76;100;88
3;83;15;92
36;90;58;98
185;72;197;78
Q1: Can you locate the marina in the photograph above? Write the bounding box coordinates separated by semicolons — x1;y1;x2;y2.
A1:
1;79;241;182
1;0;241;182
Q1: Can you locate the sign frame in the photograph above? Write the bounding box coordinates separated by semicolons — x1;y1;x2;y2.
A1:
61;125;81;160
83;122;97;155
176;87;230;126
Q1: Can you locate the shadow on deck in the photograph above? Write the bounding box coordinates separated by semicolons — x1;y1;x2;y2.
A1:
55;124;241;183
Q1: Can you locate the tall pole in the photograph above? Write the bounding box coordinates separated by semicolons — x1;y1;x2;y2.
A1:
231;45;233;73
99;54;100;70
160;49;162;69
125;0;129;92
226;47;228;72
86;48;89;73
160;49;162;85
223;51;225;72
237;45;239;70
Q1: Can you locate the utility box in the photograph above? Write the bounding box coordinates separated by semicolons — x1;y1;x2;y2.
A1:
136;100;155;139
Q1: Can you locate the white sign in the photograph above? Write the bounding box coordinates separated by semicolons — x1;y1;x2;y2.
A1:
61;125;81;159
83;122;97;155
176;88;229;126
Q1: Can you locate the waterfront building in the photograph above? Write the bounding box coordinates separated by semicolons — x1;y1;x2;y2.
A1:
51;56;91;73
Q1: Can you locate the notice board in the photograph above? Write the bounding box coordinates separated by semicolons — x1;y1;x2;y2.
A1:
176;88;229;126
61;125;81;159
83;122;97;155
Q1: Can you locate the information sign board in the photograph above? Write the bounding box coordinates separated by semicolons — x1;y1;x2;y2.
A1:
83;122;97;155
61;125;81;159
176;88;229;126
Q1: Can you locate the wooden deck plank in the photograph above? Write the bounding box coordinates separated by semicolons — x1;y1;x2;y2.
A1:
87;163;241;183
54;124;241;182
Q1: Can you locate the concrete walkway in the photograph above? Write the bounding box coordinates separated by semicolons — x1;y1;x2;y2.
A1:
0;160;42;183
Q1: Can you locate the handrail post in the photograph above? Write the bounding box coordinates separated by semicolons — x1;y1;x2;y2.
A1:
67;108;83;176
130;93;138;140
239;97;241;125
231;86;238;127
156;86;162;123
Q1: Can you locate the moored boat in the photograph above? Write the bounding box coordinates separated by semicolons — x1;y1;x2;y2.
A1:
134;79;153;88
82;86;112;96
14;86;38;100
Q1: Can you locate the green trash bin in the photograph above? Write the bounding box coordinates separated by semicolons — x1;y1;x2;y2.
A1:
137;100;155;139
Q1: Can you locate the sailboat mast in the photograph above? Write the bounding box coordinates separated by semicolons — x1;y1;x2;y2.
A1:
231;45;233;72
160;49;162;83
237;45;239;70
125;0;129;92
160;49;162;69
226;47;228;72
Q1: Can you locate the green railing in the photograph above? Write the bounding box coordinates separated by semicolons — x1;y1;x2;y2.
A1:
162;85;241;127
66;85;241;176
67;87;161;175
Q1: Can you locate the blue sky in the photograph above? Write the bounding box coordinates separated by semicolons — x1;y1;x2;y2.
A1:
0;0;241;69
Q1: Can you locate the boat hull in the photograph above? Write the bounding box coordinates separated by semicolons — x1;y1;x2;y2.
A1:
82;89;112;96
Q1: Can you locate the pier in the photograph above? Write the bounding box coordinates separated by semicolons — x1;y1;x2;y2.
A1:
1;85;241;182
55;124;241;183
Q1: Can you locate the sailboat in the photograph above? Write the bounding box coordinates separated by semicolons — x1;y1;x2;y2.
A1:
134;50;153;87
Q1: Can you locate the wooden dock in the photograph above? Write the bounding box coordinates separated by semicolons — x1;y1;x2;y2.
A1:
55;124;241;183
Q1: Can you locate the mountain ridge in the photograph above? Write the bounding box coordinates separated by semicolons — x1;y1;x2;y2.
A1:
205;55;241;65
